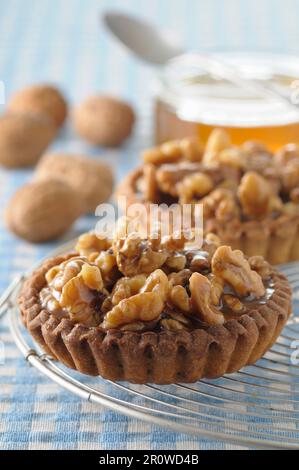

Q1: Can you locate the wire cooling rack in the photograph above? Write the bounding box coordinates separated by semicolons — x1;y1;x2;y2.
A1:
0;240;299;450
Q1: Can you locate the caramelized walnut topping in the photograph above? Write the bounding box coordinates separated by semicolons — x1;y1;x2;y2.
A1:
215;197;240;222
143;138;202;166
242;141;273;172
44;258;108;326
212;246;265;298
242;140;269;156
120;320;159;332
269;195;284;213
101;295;113;314
281;160;299;191
209;275;224;305
185;249;210;272
165;309;192;326
142;164;158;202
238;172;272;219
80;263;104;290
168;268;192;287
201;188;235;219
113;234;167;276
290;187;299;203
179;137;203;162
205;232;221;246
189;272;225;325
101;291;164;329
216;178;239;192
75;232;111;257
45;257;85;291
170;285;191;312
217;147;245;169
41;224;274;331
140;269;169;301
156;162;203;196
39;289;61;315
202;128;231;166
160;231;189;251
111;274;147;305
143;140;182;165
93;249;119;286
248;256;271;280
177;172;214;203
128;130;299;239
275;143;299;166
160;318;186;331
222;294;245;314
283;201;299;215
118;130;299;269
165;252;186;271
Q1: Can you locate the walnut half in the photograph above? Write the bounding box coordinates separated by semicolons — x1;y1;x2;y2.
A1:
238;171;272;219
189;272;225;325
102;269;169;329
101;291;164;329
113;234;167;276
211;245;265;298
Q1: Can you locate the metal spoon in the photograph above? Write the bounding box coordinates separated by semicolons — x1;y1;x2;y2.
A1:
103;11;183;65
103;11;299;111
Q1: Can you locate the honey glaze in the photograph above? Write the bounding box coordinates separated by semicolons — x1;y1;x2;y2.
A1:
39;287;67;317
220;278;275;321
39;253;275;329
39;235;275;331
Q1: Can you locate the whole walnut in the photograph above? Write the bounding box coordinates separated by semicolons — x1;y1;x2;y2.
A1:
35;153;114;212
8;84;67;128
6;179;83;243
72;95;135;147
0;113;56;168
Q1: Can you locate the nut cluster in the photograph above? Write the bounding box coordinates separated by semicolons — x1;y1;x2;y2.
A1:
129;129;299;223
40;229;271;331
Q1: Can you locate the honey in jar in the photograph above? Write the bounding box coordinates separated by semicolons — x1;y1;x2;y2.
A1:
154;53;299;151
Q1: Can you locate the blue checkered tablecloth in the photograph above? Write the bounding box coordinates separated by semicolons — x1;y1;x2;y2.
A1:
0;0;299;450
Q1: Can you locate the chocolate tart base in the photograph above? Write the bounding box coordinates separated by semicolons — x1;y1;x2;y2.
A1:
19;255;292;384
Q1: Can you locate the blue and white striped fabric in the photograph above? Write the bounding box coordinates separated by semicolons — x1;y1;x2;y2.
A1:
0;0;298;450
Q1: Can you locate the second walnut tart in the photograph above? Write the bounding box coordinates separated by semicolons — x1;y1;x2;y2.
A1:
117;129;299;264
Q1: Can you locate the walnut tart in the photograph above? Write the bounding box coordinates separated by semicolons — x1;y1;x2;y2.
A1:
19;230;292;384
117;129;299;264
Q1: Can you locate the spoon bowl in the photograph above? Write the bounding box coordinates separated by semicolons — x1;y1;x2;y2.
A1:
103;11;184;65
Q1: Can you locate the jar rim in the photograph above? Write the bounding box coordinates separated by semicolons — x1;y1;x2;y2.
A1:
156;52;299;127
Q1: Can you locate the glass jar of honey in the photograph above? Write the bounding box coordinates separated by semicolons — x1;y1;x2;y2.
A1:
154;53;299;151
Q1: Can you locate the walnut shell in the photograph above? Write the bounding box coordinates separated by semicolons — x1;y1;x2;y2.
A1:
35;153;114;212
0;113;56;168
6;179;83;243
72;95;135;147
8;84;67;127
